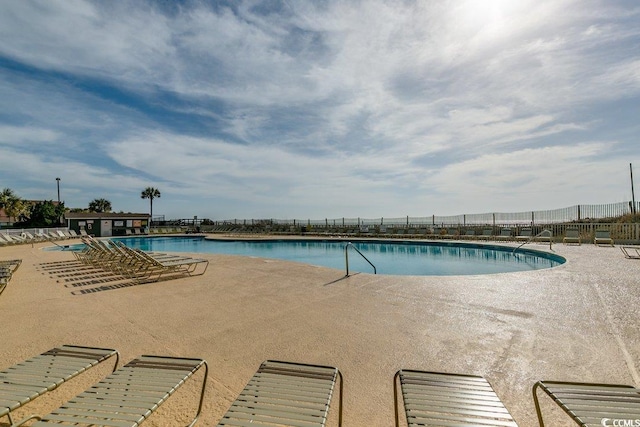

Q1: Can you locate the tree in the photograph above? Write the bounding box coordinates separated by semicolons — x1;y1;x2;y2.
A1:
88;198;112;213
0;188;26;224
141;187;161;220
22;201;65;227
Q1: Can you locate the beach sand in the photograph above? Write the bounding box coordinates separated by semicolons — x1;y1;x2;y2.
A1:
1;238;639;426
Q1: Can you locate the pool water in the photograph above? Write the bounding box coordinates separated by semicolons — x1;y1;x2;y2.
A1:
101;237;564;276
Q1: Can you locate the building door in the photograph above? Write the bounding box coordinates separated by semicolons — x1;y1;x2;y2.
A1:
101;220;112;237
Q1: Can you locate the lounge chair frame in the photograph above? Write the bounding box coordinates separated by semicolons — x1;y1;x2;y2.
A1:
0;345;119;426
532;380;640;427
23;355;208;427
394;369;517;427
217;360;343;426
0;259;22;296
621;246;640;259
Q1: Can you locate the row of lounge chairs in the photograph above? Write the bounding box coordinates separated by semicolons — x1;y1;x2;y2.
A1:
213;224;621;245
74;236;209;283
320;226;616;245
0;259;21;296
395;369;640;427
2;345;639;426
149;227;188;234
0;344;207;427
125;228;146;235
0;229;85;245
562;228;616;246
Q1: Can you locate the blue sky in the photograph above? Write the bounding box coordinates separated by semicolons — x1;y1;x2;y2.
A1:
1;0;639;221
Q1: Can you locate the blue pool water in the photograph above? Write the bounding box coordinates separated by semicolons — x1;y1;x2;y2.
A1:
79;237;564;276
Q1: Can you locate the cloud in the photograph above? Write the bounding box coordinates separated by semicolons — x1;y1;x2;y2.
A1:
0;0;638;218
0;125;59;146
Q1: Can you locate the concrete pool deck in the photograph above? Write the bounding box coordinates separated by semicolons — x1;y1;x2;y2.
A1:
0;238;639;426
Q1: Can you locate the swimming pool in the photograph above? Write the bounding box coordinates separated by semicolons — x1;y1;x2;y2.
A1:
94;237;564;276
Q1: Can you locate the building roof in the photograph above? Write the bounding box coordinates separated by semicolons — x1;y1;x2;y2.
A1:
65;212;150;219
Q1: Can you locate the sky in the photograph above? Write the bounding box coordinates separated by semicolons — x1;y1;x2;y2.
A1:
1;0;639;221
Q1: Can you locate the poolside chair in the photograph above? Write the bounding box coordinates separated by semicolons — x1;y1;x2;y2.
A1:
0;345;119;426
217;360;343;426
0;273;7;295
532;380;640;427
0;259;21;292
496;228;513;241
621;246;640;259
563;228;581;245
479;228;494;240
594;229;614;246
35;231;50;240
445;228;459;239
0;233;20;245
22;232;41;242
463;229;476;239
16;355;208;427
109;242;209;282
0;233;13;245
516;227;532;242
394;369;517;426
0;259;20;295
534;229;553;244
0;259;22;272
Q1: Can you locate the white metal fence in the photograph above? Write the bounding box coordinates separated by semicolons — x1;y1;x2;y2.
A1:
215;201;639;228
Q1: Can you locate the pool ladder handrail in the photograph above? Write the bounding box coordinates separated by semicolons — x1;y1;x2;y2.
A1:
512;229;552;254
344;242;376;276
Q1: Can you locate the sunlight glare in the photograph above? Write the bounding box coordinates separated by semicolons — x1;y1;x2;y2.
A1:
455;0;523;40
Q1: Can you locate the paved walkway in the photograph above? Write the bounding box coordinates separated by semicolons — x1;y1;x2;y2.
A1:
0;238;638;426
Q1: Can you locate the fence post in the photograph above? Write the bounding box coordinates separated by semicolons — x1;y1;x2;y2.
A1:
578;205;581;221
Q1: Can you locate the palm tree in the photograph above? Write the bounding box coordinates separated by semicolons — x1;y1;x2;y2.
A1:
0;188;25;224
88;198;112;213
141;187;161;221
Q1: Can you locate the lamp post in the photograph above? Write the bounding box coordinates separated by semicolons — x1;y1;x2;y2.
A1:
55;177;61;203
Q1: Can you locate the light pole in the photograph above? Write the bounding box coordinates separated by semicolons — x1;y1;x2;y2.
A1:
55;177;60;203
56;177;62;227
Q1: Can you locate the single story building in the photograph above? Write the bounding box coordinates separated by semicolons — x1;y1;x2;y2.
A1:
65;212;150;237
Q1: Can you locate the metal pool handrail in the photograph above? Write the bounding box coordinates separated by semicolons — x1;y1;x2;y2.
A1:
344;242;376;276
513;229;552;254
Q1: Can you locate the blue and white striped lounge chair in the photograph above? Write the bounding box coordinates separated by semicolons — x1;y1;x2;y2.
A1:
394;369;517;426
217;360;343;426
533;380;640;427
17;355;208;427
0;345;119;426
